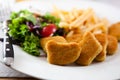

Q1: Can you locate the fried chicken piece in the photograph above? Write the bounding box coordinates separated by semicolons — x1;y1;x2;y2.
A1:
94;33;108;62
40;36;67;51
71;27;82;34
65;34;83;43
108;22;120;41
40;36;82;65
45;40;81;65
75;32;102;66
107;35;118;55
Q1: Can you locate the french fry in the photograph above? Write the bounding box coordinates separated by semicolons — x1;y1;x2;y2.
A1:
86;21;108;34
70;8;93;28
86;22;104;32
71;8;80;18
51;7;109;35
59;22;69;28
66;31;74;37
53;5;66;21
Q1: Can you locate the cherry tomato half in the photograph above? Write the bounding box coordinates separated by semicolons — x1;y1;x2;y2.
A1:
40;24;57;37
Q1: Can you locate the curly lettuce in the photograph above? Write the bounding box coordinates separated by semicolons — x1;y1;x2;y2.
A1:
8;10;40;56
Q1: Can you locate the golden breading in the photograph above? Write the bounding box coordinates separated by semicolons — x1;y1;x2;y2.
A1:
65;34;83;43
108;22;120;41
45;40;81;65
40;36;67;51
94;33;108;62
75;32;102;66
107;35;118;55
71;27;82;34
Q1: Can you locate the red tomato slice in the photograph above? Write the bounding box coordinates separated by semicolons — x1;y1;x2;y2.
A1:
40;24;57;37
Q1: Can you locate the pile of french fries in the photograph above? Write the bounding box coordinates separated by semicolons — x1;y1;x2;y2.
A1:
52;6;109;36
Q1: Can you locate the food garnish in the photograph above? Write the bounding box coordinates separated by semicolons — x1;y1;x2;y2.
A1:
8;10;63;56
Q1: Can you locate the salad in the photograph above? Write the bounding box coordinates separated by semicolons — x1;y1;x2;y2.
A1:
8;10;65;56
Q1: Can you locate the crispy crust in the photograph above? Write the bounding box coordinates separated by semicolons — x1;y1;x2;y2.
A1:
46;40;81;65
65;34;83;43
107;35;118;55
75;32;102;66
40;36;67;51
108;22;120;41
95;33;108;62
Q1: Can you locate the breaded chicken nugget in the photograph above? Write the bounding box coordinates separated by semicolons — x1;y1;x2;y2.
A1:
65;34;83;43
71;27;82;34
95;33;108;62
75;32;102;66
40;36;67;51
108;22;120;41
45;40;81;65
107;35;118;55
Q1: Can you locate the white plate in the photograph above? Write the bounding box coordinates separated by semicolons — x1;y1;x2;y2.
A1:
1;0;120;80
